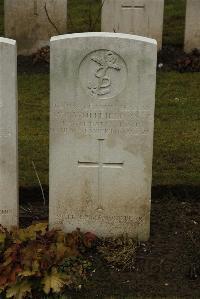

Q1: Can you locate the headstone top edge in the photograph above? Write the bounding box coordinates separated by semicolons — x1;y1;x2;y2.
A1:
0;37;16;46
50;32;157;46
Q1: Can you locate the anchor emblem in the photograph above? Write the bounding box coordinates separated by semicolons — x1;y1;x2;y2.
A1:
88;51;121;97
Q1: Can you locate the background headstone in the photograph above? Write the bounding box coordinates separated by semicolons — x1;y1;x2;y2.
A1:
4;0;67;56
49;33;157;240
0;37;18;228
101;0;164;50
184;0;200;53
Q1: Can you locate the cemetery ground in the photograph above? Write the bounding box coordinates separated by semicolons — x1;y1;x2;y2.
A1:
1;0;200;298
17;71;200;299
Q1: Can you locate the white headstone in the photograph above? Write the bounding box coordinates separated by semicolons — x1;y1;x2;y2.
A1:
184;0;200;52
4;0;67;55
49;33;157;240
101;0;164;50
0;37;18;228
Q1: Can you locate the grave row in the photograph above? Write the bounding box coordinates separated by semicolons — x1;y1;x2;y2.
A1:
0;32;157;241
4;0;200;54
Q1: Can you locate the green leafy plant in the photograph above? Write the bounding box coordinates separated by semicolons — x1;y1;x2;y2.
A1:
0;223;96;298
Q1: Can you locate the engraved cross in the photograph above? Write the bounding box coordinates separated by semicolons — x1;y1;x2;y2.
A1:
78;139;124;211
121;1;145;9
34;0;38;16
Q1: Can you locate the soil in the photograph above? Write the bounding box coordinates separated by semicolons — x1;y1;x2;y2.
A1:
19;185;200;298
17;46;200;75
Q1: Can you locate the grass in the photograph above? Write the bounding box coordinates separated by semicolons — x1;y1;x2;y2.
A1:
0;0;3;35
154;72;200;187
67;0;101;33
18;74;49;188
1;0;186;47
0;0;195;191
163;0;186;47
0;2;199;298
17;72;200;190
67;0;187;47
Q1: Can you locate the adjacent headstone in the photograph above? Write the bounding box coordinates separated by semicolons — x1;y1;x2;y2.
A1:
0;37;18;228
184;0;200;52
49;33;157;240
4;0;67;55
101;0;164;50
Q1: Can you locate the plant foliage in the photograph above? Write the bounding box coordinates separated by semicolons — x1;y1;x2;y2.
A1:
0;224;96;298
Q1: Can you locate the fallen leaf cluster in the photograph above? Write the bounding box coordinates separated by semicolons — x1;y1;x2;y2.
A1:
97;235;137;271
0;223;96;298
176;49;200;72
32;46;50;64
158;46;200;72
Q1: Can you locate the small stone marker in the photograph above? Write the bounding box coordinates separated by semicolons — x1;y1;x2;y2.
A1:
49;33;157;240
184;0;200;52
0;37;18;228
101;0;164;50
4;0;67;55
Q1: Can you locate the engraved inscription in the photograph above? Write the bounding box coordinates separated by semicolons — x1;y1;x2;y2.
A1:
0;209;12;215
121;0;145;9
79;50;127;100
122;5;145;9
120;1;147;36
51;103;152;137
0;130;12;138
54;213;144;227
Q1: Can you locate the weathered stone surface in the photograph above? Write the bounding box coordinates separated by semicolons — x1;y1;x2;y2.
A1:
184;0;200;52
49;33;157;240
0;37;18;228
4;0;67;55
101;0;164;50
